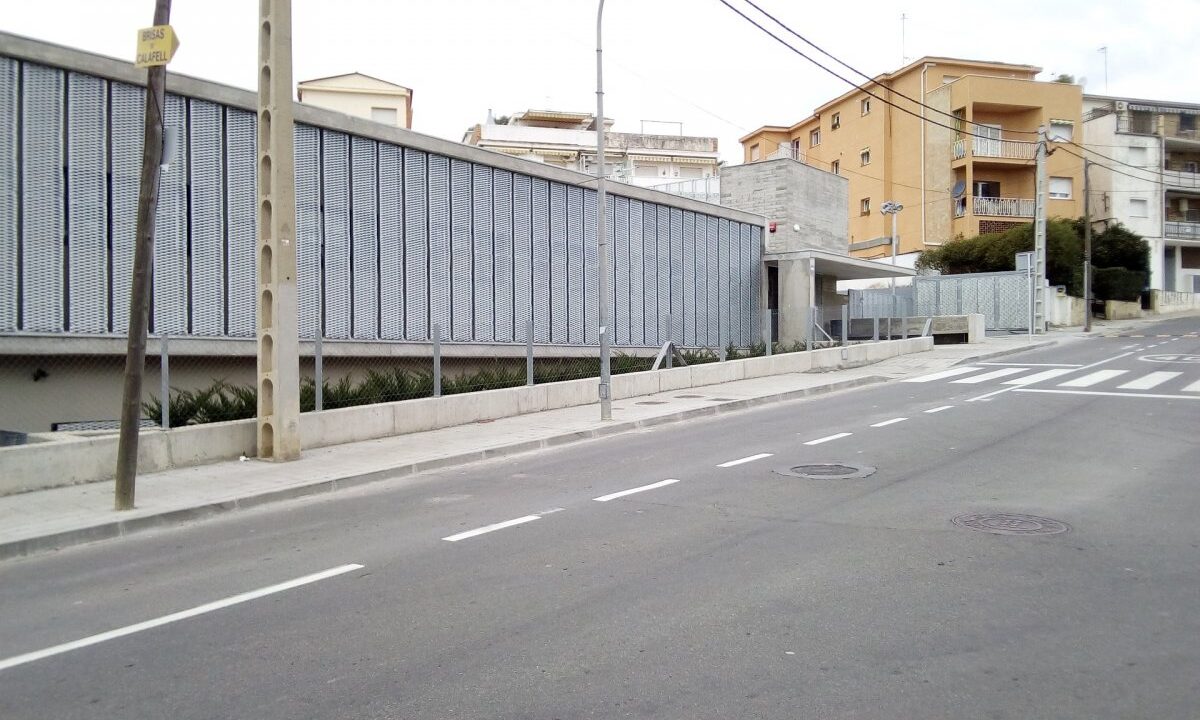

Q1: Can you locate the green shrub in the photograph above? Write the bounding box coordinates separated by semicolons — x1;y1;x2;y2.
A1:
1091;267;1146;302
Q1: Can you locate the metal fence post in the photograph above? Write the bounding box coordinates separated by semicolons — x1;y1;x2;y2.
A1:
872;316;879;342
314;328;323;411
765;309;773;356
718;324;726;362
526;319;534;386
160;332;170;430
841;305;849;346
432;323;442;398
804;306;812;352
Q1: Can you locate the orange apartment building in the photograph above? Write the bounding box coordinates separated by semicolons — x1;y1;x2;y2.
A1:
740;57;1083;262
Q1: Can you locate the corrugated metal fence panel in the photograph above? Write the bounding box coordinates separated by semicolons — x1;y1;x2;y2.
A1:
152;93;188;335
492;170;514;342
403;148;428;340
449;159;472;341
0;58;15;332
566;186;584;344
641;204;658;346
657;205;671;341
725;221;741;346
293;124;321;338
321;131;351;339
427;154;451;339
681;211;696;346
613;195;630;346
472;164;494;341
351;136;378;340
749;225;762;341
549;182;567;344
21;63;64;332
582;188;598;345
531;177;550;343
186;98;224;336
628;200;645;346
513;174;532;342
377;144;404;340
707;217;720;345
739;224;753;346
109;82;143;334
717;219;730;346
605;199;616;345
66;72;109;334
693;214;709;347
226;109;257;337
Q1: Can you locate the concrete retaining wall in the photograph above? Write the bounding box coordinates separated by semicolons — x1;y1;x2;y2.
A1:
1103;300;1143;321
0;337;932;495
1150;290;1200;314
1047;295;1086;327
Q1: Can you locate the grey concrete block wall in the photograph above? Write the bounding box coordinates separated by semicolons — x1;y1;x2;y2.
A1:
720;158;849;255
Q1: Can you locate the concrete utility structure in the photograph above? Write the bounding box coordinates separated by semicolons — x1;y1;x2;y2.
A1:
463;109;719;188
297;72;413;129
1083;95;1200;292
0;33;763;433
739;57;1083;263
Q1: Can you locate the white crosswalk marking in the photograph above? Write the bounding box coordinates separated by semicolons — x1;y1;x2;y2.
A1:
950;367;1028;384
903;366;983;383
1002;368;1077;385
1117;371;1182;391
1058;370;1128;388
1183;379;1200;393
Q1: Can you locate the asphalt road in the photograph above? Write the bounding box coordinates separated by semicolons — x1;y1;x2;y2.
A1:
1;317;1198;719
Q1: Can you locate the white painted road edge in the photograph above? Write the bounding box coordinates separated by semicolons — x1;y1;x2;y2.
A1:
870;417;908;428
717;453;774;468
593;478;680;502
0;564;364;673
924;405;954;414
803;432;853;446
443;515;541;542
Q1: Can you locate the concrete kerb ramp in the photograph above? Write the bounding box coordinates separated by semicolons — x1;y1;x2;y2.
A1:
0;337;933;495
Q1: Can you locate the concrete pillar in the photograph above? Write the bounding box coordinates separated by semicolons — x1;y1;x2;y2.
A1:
776;258;814;345
256;0;301;460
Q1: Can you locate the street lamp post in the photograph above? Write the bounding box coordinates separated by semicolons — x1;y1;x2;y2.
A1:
595;0;612;420
880;201;904;321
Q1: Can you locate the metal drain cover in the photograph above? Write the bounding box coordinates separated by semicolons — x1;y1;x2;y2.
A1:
774;463;876;480
635;400;668;405
675;394;704;399
952;512;1070;536
708;397;738;402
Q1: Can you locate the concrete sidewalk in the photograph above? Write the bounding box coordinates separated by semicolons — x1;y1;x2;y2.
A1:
0;334;1056;561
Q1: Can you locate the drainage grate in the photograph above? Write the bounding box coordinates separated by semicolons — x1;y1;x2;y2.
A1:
774;463;876;480
951;512;1070;536
708;397;738;402
636;401;669;405
675;394;704;399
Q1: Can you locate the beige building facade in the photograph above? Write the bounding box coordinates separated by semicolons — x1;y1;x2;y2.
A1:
740;57;1084;261
297;72;413;128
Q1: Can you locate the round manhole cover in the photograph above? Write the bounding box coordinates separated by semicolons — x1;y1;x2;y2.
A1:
774;463;876;480
951;512;1070;536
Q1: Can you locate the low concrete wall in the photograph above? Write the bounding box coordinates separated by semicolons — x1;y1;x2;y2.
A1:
1103;300;1143;321
0;337;933;495
1150;290;1200;314
1047;295;1086;327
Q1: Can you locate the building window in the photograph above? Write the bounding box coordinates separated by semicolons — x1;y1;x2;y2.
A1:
810;129;821;147
1129;198;1149;217
831;112;841;130
831;160;840;175
1049;120;1074;142
634;164;659;178
860;148;871;166
860;197;871;215
1049;177;1073;199
1128;146;1148;167
750;143;760;161
1180;114;1197;132
861;98;871;116
679;166;704;179
370;107;398;125
791;139;803;160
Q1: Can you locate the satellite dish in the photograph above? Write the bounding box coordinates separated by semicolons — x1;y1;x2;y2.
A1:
951;180;966;198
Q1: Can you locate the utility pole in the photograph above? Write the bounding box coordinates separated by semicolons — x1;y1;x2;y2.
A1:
256;0;302;459
1033;125;1047;334
115;0;173;511
1083;158;1092;332
595;0;612;421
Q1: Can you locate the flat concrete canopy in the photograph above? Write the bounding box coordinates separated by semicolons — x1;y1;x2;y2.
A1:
763;248;916;280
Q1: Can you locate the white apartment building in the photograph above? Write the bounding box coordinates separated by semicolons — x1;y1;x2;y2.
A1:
1084;95;1200;291
463;109;719;188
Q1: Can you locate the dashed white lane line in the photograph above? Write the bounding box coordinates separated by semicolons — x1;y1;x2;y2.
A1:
870;417;908;428
443;515;541;542
950;367;1028;384
803;432;853;446
903;366;983;383
1117;371;1182;390
924;405;954;414
0;564;364;673
593;478;680;502
717;453;774;468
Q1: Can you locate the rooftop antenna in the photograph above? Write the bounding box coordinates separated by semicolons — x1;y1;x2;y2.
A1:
900;12;910;65
1098;46;1108;93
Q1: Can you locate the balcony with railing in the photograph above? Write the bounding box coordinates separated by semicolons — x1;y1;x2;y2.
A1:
953;196;1037;219
952;136;1038;162
1166;221;1200;239
1163;167;1200;190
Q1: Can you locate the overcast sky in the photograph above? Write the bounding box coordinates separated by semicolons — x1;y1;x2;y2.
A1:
4;0;1199;161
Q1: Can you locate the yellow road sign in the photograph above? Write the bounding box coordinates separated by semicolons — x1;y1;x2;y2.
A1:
135;25;180;68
